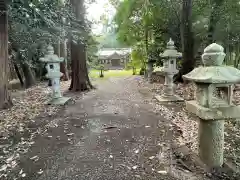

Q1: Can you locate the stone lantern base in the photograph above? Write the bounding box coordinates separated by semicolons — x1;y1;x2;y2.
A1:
155;82;184;102
186;100;240;167
186;100;240;120
48;97;72;105
155;94;184;102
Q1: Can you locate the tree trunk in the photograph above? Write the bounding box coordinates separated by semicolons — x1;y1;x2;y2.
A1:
8;56;15;80
13;61;24;86
0;1;12;109
20;61;36;88
15;50;36;88
235;43;240;68
69;40;92;91
207;0;224;45
53;41;61;57
60;40;69;81
9;45;24;86
66;40;72;78
69;0;93;91
144;27;149;78
174;0;195;83
58;0;68;82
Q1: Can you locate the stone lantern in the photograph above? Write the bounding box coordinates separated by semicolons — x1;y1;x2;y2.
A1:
155;38;183;102
40;45;71;105
99;65;104;78
183;43;240;167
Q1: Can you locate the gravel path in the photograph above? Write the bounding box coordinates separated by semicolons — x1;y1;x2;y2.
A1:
5;76;208;180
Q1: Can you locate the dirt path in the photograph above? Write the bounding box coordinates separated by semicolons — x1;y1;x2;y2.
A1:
6;77;207;180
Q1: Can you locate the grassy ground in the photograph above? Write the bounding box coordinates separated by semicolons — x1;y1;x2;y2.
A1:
89;69;140;79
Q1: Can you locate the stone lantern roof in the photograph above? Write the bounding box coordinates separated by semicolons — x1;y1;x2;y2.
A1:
40;45;64;63
183;43;240;84
160;38;182;58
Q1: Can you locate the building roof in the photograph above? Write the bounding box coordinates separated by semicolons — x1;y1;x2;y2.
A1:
98;48;131;59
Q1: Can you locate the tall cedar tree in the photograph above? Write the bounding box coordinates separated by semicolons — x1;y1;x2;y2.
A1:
0;0;12;109
174;0;195;83
69;0;93;91
207;0;224;44
60;40;69;81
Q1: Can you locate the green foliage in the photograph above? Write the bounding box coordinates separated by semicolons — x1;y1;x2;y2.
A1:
113;0;181;68
8;0;97;80
96;33;127;49
113;0;240;69
87;35;99;67
130;42;147;68
9;0;79;47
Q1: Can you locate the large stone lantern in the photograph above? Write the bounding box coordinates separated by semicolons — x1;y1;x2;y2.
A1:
40;45;71;105
155;38;183;102
183;43;240;167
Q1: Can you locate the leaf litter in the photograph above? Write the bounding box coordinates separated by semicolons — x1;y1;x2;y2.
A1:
146;79;240;175
2;77;240;179
0;81;70;178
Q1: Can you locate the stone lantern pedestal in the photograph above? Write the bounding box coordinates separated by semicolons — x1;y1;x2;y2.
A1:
155;38;183;102
183;43;240;167
40;45;71;105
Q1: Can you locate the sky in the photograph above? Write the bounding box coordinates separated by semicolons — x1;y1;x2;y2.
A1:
86;0;116;34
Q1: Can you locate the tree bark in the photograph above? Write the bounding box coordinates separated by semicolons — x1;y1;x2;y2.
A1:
13;60;24;86
8;56;15;80
58;0;69;82
60;40;69;81
19;60;36;88
144;27;149;78
0;1;12;109
15;50;36;88
174;0;195;83
207;0;224;45
9;47;24;86
69;0;93;91
69;40;91;91
53;41;61;57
